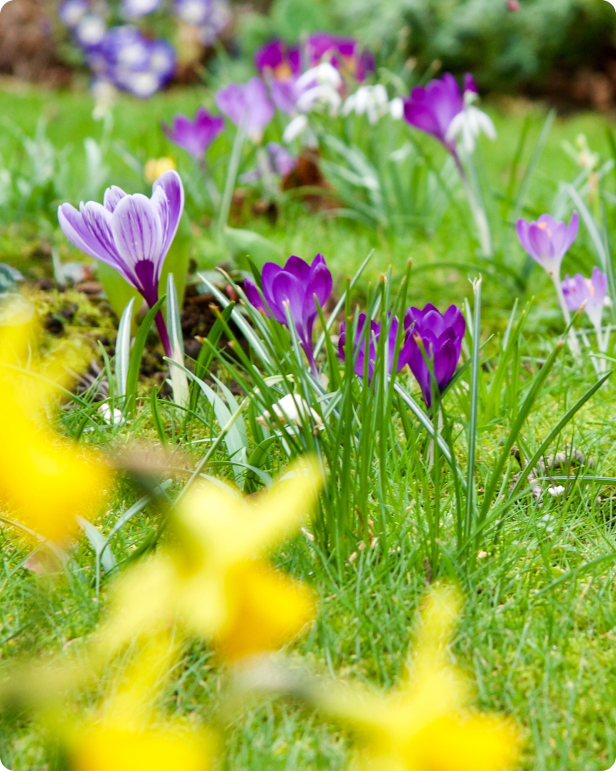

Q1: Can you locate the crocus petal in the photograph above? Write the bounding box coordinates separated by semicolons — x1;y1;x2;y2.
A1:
244;279;269;316
271;271;308;341
104;185;127;212
110;194;164;273
152;169;185;259
58;203;126;276
527;223;555;261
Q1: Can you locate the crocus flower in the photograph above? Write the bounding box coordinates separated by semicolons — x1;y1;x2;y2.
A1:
339;313;410;382
306;33;374;81
255;39;301;81
315;586;520;771
98;459;321;661
562;266;608;329
122;0;161;18
244;254;332;374
403;73;482;156
404;304;466;407
516;211;579;281
58;0;88;28
58;170;184;358
215;78;274;143
163;107;224;159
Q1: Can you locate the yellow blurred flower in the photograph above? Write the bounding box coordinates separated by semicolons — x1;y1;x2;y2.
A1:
318;586;520;771
100;459;322;661
0;314;111;542
144;157;177;184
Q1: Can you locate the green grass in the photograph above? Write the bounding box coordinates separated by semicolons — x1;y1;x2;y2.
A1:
2;82;616;771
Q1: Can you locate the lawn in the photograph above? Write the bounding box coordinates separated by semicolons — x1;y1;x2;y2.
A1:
2;80;616;771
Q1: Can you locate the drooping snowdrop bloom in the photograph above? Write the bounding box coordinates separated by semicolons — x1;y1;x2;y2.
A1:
58;171;185;358
339;314;411;383
59;0;88;28
562;267;608;329
244;254;332;374
342;85;393;125
257;394;324;433
215;78;275;143
163;107;224;159
281;63;343;145
445;79;496;154
404;304;466;407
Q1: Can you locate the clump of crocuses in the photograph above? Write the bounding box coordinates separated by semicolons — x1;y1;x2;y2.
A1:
404;304;466;407
339;314;409;382
244;254;333;375
58;170;184;357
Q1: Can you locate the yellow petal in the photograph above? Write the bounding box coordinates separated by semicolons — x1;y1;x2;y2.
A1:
406;714;519;771
71;726;214;771
214;562;316;661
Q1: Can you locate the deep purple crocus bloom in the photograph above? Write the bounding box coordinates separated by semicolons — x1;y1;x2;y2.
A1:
58;171;184;358
562;266;608;329
339;313;409;382
516;211;579;280
403;73;477;156
404;304;466;407
244;254;332;373
306;33;374;82
215;78;275;143
163;107;224;159
255;40;301;81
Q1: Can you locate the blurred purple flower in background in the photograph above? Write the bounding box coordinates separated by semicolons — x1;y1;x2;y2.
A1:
240;142;297;183
58;171;185;358
174;0;230;44
59;0;89;28
122;0;162;19
516;211;579;280
75;13;107;49
255;40;301;82
215;78;275;142
339;314;410;382
244;254;332;374
306;33;374;81
164;107;224;158
562;266;608;329
404;304;466;407
403;73;477;156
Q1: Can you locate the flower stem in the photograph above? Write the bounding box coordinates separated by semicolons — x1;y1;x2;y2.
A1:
552;277;581;357
155;311;173;359
454;153;492;257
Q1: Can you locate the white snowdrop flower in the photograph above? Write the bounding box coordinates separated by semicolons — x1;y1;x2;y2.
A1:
294;62;343;117
257;394;324;433
283;114;309;143
389;96;404;120
342;85;390;125
547;485;566;497
98;403;126;426
296;62;342;92
446;91;496;154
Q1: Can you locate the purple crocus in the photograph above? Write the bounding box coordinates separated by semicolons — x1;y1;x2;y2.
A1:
244;254;332;374
163;107;224;159
403;73;477;156
562;267;608;329
404;304;466;407
255;40;301;81
306;33;374;82
58;171;185;358
516;212;579;280
215;78;275;143
339;313;410;382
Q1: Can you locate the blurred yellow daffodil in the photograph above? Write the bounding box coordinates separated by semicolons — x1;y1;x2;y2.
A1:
317;586;520;771
144;157;177;184
100;458;322;661
0;314;111;543
67;635;215;771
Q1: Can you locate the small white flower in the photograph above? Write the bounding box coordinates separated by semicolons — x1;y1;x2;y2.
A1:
283;114;309;144
342;85;391;125
98;403;126;426
296;62;342;91
257;394;324;433
547;485;565;497
389;97;404;120
446;92;496;154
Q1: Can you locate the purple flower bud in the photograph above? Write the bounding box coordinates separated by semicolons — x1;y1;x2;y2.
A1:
163;107;224;159
562;266;608;329
339;313;409;382
215;78;275;143
516;211;579;280
58;171;185;358
244;254;332;374
404;304;466;407
403;72;476;155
